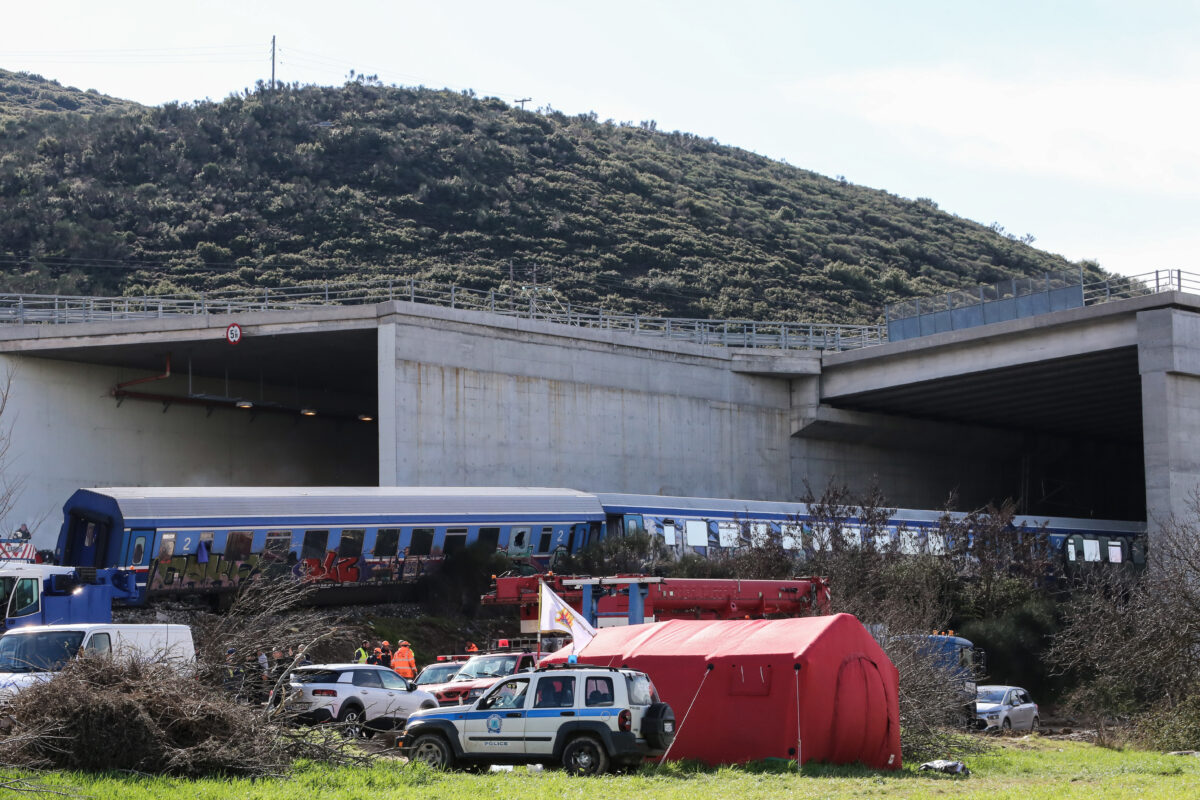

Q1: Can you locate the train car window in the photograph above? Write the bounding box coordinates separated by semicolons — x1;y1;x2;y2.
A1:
158;533;177;560
84;522;96;548
1082;539;1101;562
443;528;468;556
226;531;253;561
508;527;531;556
477;527;500;551
1108;541;1124;563
717;522;739;548
926;532;946;556
338;530;364;558
897;529;921;555
1066;539;1077;561
409;528;434;557
588;521;602;548
263;531;291;561
685;521;708;548
199;531;214;554
374;529;400;557
623;515;645;537
537;527;553;554
781;524;804;551
302;531;330;561
810;528;832;551
841;526;862;549
130;536;146;565
262;532;292;576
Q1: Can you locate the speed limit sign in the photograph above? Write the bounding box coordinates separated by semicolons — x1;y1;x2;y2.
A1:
225;323;243;345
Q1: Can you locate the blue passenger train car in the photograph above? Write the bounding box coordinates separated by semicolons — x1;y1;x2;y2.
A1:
57;487;606;604
55;487;1147;606
599;493;1147;567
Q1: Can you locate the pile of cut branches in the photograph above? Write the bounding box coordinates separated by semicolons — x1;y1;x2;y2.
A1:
0;576;366;777
0;654;366;777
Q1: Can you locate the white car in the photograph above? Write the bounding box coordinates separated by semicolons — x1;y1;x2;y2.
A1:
414;659;467;689
283;663;439;737
0;623;194;698
400;665;675;775
974;685;1039;732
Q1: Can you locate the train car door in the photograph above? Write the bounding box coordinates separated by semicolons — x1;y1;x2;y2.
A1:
125;530;151;569
65;516;111;568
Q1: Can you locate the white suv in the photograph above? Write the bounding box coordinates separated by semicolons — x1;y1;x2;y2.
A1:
282;663;439;737
400;665;675;775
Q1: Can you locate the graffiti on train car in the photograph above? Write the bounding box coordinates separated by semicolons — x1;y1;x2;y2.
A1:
148;552;263;591
299;551;360;583
148;548;450;591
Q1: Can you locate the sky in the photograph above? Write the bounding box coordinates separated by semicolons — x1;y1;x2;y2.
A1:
4;0;1199;278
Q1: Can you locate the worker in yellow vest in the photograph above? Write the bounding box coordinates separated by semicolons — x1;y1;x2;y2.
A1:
392;640;416;679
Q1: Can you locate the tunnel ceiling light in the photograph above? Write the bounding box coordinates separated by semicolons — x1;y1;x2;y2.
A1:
235;400;253;409
357;413;374;422
300;408;317;417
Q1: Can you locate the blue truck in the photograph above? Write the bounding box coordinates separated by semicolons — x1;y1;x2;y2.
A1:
0;564;136;629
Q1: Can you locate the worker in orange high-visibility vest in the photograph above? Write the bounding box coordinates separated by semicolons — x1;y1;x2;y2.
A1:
392;640;417;679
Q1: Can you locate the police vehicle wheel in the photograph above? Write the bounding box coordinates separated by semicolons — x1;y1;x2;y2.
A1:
409;733;454;770
562;735;610;776
1031;716;1040;733
1001;718;1012;732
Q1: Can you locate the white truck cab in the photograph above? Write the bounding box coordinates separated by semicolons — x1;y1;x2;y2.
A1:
0;623;194;697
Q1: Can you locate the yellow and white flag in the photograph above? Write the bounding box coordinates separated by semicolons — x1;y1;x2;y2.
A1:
538;581;597;651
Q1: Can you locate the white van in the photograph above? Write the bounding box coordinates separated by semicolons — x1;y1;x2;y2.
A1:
0;623;194;697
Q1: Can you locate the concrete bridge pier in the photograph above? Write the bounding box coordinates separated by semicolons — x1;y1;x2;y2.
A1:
1139;307;1200;531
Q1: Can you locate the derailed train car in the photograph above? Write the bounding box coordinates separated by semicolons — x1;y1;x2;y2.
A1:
54;486;1146;605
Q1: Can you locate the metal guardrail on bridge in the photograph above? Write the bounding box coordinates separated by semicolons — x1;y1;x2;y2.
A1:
0;278;886;353
885;269;1199;342
1;269;1193;353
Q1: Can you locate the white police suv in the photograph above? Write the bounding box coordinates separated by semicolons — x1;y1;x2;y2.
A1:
400;665;675;775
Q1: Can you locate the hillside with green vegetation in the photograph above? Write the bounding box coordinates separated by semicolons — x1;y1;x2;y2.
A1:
0;69;138;119
0;75;1094;322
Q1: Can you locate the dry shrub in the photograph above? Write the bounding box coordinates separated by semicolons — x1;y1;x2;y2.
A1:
803;482;988;762
0;654;366;777
1050;495;1200;743
189;575;349;689
0;575;369;777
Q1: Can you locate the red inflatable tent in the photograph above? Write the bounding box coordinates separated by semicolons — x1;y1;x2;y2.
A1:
544;614;900;768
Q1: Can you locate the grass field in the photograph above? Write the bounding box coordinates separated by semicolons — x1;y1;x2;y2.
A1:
8;738;1200;800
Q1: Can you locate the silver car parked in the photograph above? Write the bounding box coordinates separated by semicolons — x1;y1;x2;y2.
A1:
282;663;439;737
974;685;1039;732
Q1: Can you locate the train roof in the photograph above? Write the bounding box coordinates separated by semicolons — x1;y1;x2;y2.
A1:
64;487;607;528
595;493;812;519
594;493;1145;533
60;487;1146;535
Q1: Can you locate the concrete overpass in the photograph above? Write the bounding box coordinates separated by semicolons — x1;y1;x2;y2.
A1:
0;285;1195;546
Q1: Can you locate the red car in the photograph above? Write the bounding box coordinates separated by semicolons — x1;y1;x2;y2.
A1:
423;650;539;706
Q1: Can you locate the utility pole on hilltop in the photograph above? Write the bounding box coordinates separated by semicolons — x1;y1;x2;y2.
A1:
515;97;531;110
271;35;276;91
